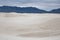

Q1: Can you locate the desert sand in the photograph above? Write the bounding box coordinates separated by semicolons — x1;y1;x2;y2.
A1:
0;12;60;40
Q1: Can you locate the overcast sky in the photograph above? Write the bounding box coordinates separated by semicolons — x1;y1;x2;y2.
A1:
0;0;60;11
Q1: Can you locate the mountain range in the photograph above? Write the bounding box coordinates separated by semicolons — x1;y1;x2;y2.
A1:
0;6;60;13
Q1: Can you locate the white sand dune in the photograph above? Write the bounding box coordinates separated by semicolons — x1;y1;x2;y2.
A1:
0;13;60;40
0;34;60;40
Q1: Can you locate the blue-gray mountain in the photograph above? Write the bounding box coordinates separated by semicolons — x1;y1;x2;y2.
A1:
49;8;60;13
0;6;60;13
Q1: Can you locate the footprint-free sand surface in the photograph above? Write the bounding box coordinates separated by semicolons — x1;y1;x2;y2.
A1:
0;13;60;40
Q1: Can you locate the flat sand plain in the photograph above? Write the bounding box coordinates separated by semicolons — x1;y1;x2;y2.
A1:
0;13;60;40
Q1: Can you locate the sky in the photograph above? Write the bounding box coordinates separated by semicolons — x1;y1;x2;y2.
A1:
0;0;60;11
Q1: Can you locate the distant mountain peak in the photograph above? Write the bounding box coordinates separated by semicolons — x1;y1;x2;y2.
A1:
50;8;60;13
0;6;47;13
0;6;60;13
